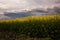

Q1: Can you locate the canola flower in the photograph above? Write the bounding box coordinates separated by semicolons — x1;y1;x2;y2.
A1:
0;14;59;23
0;14;60;40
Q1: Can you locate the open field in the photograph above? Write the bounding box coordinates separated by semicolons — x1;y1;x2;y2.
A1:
0;14;60;40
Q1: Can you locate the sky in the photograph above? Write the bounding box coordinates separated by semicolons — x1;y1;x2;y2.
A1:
0;0;60;13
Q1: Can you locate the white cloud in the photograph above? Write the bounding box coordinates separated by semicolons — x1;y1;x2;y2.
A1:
0;0;60;12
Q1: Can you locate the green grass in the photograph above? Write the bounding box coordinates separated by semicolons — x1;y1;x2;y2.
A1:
0;14;60;40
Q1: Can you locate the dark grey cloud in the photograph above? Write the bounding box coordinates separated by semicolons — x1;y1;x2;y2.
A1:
0;0;60;20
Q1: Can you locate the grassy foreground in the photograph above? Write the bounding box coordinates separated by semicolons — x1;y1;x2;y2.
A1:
0;14;60;40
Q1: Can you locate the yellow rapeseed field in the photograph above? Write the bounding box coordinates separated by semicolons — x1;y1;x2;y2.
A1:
0;14;60;23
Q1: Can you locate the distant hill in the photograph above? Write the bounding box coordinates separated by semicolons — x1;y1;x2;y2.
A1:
0;7;60;20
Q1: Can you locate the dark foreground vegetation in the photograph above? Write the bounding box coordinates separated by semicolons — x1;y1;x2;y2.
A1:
0;14;60;40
